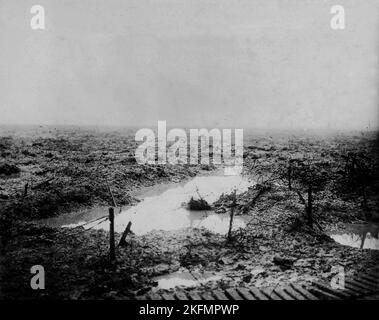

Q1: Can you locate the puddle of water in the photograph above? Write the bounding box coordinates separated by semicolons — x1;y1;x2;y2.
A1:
329;223;379;250
91;173;251;235
55;172;252;235
153;271;222;290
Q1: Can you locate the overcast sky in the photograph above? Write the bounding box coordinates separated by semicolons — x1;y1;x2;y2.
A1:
0;0;378;129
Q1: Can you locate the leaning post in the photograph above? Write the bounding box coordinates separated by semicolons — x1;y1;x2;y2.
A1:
227;189;237;241
109;207;115;261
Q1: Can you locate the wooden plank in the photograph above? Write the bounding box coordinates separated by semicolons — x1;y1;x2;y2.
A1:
236;288;256;300
355;276;379;290
225;288;244;300
346;279;375;293
175;291;189;300
274;287;295;300
290;284;319;300
323;279;363;297
360;273;379;284
355;274;378;285
248;287;269;300
188;291;202;301
343;281;369;296
347;278;378;291
261;287;283;300
201;292;215;300
309;287;342;300
313;283;352;299
213;290;228;300
283;285;307;300
339;286;362;297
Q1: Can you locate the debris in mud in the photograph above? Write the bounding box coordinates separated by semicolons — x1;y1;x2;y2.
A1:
187;197;211;211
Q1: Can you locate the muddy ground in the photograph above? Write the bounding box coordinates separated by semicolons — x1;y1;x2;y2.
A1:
0;125;378;299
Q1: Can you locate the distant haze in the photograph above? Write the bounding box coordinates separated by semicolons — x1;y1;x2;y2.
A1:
0;0;378;130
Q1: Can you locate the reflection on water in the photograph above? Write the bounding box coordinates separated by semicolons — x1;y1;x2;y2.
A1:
329;223;379;250
58;172;251;235
153;270;222;290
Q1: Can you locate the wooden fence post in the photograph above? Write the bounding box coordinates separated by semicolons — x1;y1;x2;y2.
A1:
109;207;115;261
307;184;313;227
23;183;29;198
227;189;237;241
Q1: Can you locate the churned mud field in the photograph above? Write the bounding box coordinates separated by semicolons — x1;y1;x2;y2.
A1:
0;125;378;299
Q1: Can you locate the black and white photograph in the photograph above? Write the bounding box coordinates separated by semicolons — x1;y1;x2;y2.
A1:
0;0;378;310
